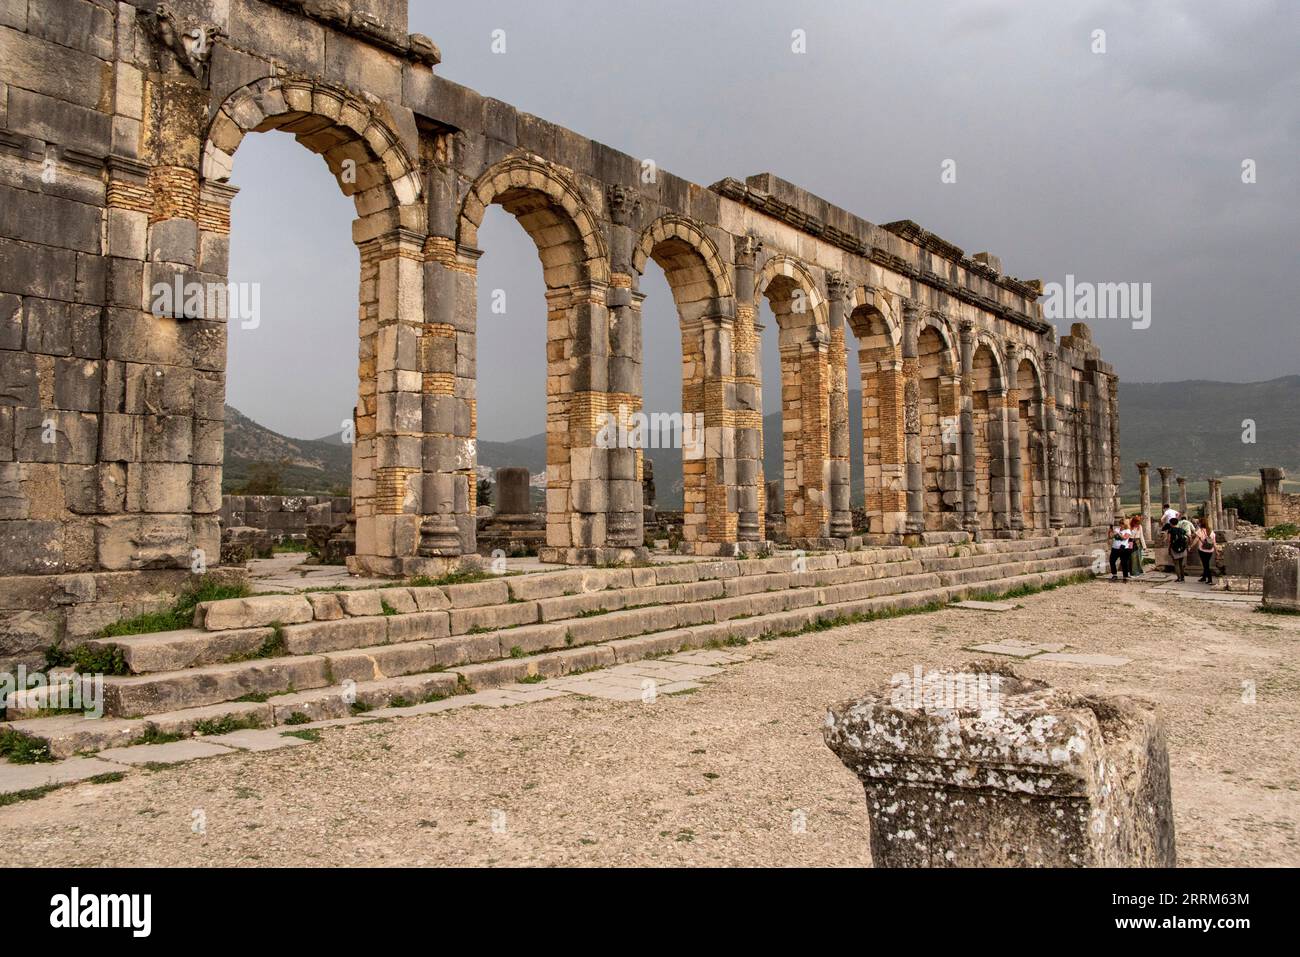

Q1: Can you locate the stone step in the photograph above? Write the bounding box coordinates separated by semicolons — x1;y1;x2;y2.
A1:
3;559;1095;756
61;541;1085;679
74;550;1090;718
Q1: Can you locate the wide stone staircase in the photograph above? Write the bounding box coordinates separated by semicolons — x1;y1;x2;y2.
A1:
2;529;1104;758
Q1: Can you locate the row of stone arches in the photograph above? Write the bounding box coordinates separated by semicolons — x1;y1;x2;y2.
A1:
199;74;1053;570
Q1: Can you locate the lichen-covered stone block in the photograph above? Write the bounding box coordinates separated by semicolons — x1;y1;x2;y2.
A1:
824;664;1176;867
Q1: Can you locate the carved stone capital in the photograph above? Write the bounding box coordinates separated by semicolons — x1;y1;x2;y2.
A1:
826;271;852;301
152;3;225;82
735;235;763;265
605;184;641;226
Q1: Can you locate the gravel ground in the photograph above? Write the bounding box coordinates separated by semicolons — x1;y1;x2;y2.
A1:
4;577;1297;867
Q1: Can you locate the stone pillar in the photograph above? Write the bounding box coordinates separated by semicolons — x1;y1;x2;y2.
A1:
902;301;924;536
1260;467;1286;528
733;237;763;543
1043;351;1065;529
1003;342;1025;533
826;273;853;540
1136;462;1152;540
604;186;644;549
823;666;1176;867
495;467;532;517
364;226;429;574
1177;475;1188;516
418;227;473;564
1156;466;1173;513
1209;478;1223;531
958;321;979;538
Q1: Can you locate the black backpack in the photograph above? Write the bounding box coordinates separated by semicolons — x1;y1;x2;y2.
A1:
1169;525;1188;552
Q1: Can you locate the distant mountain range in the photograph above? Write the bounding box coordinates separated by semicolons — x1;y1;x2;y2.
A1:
223;376;1300;504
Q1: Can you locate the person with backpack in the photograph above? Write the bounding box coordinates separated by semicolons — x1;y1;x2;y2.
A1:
1109;521;1133;582
1167;512;1192;582
1195;516;1217;585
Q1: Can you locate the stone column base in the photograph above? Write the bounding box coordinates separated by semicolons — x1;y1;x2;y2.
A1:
824;662;1176;867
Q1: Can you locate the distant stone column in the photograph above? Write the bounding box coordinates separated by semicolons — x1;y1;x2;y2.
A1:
1208;478;1224;530
958;320;979;538
903;301;925;536
824;666;1176;867
1136;462;1152;539
1156;466;1173;513
1177;475;1188;516
1260;467;1286;528
826;272;854;540
1043;351;1065;529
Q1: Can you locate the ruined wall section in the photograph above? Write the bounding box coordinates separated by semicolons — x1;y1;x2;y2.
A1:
0;0;1120;668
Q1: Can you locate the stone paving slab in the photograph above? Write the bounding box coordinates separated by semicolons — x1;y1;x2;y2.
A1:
655;681;704;696
607;661;723;681
967;639;1068;658
0;756;127;795
494;685;571;703
206;729;311;752
1035;652;1131;667
667;650;749;665
97;740;236;765
366;699;473;718
967;641;1041;657
951;600;1018;612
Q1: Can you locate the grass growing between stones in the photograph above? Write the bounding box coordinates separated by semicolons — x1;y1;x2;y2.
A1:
0;771;124;807
224;624;288;663
192;715;262;736
129;726;186;746
0;728;53;764
44;642;130;677
90;577;253;641
1255;604;1300;616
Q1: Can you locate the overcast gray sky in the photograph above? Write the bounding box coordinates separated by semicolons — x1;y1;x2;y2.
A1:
227;0;1300;441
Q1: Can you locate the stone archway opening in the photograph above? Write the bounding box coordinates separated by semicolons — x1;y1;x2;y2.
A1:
199;77;424;575
848;302;905;536
918;325;960;532
457;157;611;558
1017;357;1047;530
758;269;829;541
971;342;1004;532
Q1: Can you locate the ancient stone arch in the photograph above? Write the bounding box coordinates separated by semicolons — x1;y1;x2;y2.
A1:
0;0;1124;660
458;154;609;285
917;318;961;532
848;288;905;535
755;256;832;540
453;154;613;555
1016;352;1049;530
971;338;1008;532
632;215;735;544
197;76;427;575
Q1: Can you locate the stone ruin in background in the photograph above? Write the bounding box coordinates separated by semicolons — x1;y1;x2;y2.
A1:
0;0;1123;670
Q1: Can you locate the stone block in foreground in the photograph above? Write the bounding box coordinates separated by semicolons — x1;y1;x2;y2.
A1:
823;665;1176;867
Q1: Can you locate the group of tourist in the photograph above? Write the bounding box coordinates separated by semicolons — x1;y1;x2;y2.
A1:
1108;508;1218;584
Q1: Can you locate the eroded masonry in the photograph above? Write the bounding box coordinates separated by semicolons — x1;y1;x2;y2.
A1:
0;0;1121;666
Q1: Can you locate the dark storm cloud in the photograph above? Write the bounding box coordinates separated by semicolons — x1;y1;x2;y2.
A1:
228;0;1299;440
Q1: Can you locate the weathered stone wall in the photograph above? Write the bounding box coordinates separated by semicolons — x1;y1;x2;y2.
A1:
0;0;1119;644
220;494;349;541
1261;468;1300;528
